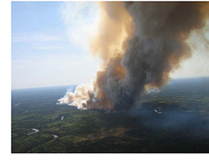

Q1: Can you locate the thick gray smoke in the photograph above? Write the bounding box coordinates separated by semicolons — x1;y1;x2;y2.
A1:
116;2;209;109
59;2;209;110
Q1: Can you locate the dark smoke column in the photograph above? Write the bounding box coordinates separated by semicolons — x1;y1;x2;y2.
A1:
115;2;209;109
58;2;209;111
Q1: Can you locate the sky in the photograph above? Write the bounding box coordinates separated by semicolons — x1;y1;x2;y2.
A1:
11;1;209;90
12;1;100;89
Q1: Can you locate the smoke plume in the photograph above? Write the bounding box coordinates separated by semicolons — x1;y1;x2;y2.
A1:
58;2;209;110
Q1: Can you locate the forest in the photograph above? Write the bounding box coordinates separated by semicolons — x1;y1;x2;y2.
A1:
12;78;209;153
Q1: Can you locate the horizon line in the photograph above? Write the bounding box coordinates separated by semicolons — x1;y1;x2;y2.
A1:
11;76;209;91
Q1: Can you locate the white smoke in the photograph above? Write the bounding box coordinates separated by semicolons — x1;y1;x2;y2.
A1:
60;1;99;50
58;84;94;109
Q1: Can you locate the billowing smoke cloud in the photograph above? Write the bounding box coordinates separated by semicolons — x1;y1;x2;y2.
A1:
58;2;209;110
58;84;94;109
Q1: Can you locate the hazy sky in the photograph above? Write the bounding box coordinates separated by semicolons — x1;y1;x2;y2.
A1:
12;1;100;89
11;1;209;90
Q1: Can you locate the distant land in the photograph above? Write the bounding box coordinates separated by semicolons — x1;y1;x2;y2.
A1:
12;77;209;153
